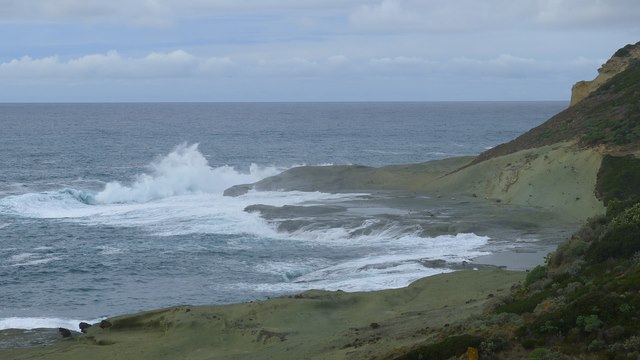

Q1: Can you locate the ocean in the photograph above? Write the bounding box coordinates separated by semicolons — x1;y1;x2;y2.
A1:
0;102;567;333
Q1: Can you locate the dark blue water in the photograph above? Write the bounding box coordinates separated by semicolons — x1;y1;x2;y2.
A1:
0;102;566;330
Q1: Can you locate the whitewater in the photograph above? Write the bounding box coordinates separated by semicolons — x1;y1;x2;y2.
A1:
0;102;567;333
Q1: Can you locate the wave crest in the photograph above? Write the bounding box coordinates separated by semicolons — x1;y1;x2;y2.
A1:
93;143;281;204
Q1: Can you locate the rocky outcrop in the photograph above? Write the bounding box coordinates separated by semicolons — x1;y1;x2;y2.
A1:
570;41;640;106
425;142;605;221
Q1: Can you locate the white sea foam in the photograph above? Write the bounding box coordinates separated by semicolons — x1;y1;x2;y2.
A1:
0;143;491;295
10;253;34;262
9;253;62;267
0;317;102;331
95;246;124;256
250;233;489;292
0;143;363;239
93;143;282;204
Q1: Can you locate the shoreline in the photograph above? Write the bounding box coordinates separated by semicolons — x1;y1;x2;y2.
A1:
0;154;587;356
1;268;525;359
0;144;603;357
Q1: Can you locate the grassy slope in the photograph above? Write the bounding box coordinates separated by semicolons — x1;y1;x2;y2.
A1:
472;58;640;166
381;199;640;360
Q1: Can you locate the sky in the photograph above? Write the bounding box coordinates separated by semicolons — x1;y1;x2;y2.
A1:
0;0;639;102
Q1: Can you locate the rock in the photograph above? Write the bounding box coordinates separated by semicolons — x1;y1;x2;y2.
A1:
99;320;112;329
570;41;640;106
79;322;92;333
223;184;252;197
59;328;72;338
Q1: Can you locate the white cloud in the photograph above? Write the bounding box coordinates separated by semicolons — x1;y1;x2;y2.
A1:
0;0;361;25
1;49;603;82
367;56;438;76
2;1;639;31
349;0;640;32
0;50;234;78
448;53;603;78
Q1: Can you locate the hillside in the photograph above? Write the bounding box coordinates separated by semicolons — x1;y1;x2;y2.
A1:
472;41;640;165
384;198;640;360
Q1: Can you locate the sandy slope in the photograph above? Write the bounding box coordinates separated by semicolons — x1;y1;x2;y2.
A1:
2;269;523;360
425;142;605;221
229;141;604;222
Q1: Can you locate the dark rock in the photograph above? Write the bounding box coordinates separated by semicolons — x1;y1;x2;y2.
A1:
99;320;112;329
79;322;92;333
223;184;252;197
369;322;380;329
59;328;72;338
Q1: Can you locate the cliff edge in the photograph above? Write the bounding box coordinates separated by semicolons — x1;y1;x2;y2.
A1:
570;41;640;106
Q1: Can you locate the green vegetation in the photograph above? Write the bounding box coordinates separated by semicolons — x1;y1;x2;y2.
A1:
398;197;640;359
504;199;640;358
596;155;640;205
524;348;565;360
524;265;547;287
582;60;640;147
613;42;639;58
472;44;640;164
393;334;483;360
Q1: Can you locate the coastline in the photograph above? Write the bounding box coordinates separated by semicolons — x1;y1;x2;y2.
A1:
0;150;594;357
1;269;525;360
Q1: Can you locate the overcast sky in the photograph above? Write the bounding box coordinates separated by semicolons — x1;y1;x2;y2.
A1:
1;0;638;102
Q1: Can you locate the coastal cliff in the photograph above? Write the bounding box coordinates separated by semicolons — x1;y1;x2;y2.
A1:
570;41;640;106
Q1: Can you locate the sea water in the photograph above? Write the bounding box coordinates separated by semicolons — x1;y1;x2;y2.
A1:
0;102;566;331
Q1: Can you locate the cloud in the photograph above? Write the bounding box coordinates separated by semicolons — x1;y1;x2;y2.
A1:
2;0;637;34
1;49;604;82
533;0;640;27
349;0;640;32
0;0;361;26
0;50;234;78
448;53;603;78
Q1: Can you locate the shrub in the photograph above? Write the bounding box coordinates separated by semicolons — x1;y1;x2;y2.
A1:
596;156;640;205
576;314;604;333
612;202;640;226
525;265;547;287
525;348;565;360
586;223;640;261
394;334;483;360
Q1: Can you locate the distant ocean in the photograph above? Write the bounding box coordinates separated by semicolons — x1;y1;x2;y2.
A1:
0;102;566;331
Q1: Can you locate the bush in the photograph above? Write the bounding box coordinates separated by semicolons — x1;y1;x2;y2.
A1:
586;223;640;261
612;202;640;226
576;314;604;333
496;291;550;315
525;265;547;287
525;348;565;360
394;334;484;360
596;156;640;205
586;201;640;262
